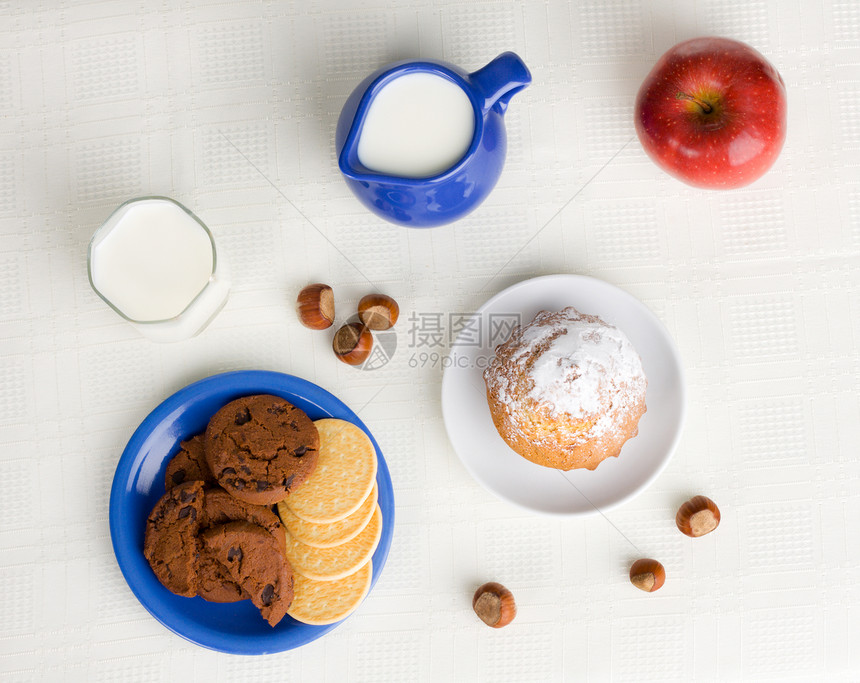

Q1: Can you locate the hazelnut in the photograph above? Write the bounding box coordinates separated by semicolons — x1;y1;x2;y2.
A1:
296;283;335;330
332;322;373;366
629;559;665;593
358;293;399;331
472;581;516;628
676;495;721;537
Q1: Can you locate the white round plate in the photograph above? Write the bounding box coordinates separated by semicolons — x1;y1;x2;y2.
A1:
441;274;686;516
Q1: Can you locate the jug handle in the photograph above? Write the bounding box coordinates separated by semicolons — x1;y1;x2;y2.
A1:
469;51;532;115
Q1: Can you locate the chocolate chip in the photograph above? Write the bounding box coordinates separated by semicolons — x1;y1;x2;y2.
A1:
179;489;195;503
283;474;295;490
261;584;275;606
233;478;246;490
178;505;196;521
171;469;186;485
222;467;236;476
293;446;307;457
255;480;270;492
235;407;252;425
227;546;243;563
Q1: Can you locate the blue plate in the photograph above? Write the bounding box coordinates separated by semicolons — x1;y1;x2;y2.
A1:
109;370;395;655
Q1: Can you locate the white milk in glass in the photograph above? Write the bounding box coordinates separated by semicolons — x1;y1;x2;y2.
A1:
88;198;229;342
356;72;476;178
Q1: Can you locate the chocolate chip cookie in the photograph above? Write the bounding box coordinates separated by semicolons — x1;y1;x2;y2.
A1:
197;492;285;602
201;520;295;627
143;480;205;597
195;488;288;602
204;395;319;505
164;434;216;491
201;488;286;554
196;552;248;603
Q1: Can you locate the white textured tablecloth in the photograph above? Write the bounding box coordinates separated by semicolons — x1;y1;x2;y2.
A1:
1;1;859;681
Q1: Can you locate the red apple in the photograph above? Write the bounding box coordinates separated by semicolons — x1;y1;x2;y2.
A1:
634;37;787;189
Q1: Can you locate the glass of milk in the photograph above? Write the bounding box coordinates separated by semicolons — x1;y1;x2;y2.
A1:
87;197;230;342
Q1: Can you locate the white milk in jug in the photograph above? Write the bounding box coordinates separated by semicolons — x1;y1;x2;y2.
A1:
356;72;476;178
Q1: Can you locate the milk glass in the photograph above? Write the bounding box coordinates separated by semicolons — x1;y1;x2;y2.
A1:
87;197;230;342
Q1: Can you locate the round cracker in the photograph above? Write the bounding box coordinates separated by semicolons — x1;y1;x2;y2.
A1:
284;505;382;581
284;419;377;523
287;560;372;625
277;483;377;548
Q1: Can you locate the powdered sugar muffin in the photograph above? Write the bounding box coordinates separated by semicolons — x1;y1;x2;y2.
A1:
483;307;647;471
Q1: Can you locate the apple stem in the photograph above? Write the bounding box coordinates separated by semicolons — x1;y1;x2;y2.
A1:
676;92;713;115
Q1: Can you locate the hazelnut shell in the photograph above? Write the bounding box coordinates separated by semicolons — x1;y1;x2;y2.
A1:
472;581;516;628
332;322;373;366
358;293;399;331
296;283;335;330
676;495;721;537
629;558;665;593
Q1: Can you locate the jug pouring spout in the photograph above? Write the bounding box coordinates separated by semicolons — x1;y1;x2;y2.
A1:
470;51;531;115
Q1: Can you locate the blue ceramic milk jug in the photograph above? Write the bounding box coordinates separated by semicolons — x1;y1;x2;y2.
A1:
336;52;531;228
